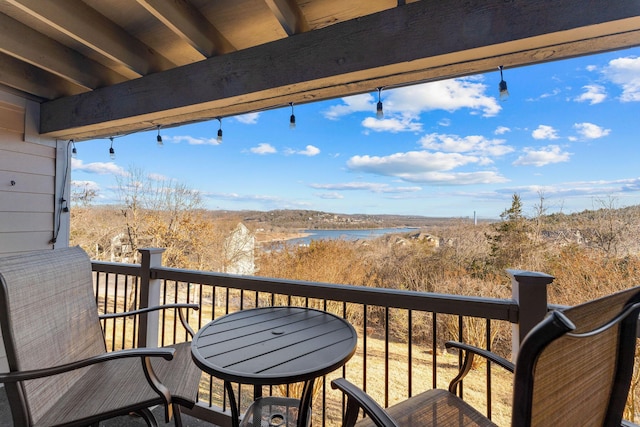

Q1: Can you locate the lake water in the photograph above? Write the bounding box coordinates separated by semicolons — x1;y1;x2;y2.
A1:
287;228;419;246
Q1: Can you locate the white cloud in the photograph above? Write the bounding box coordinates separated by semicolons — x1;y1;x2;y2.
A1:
603;56;640;102
250;143;277;154
286;145;320;156
148;173;168;181
323;77;501;123
310;182;422;193
574;84;607;104
388;78;501;117
573;122;611;140
166;135;221;145
346;151;508;184
361;116;422;133
513;145;571;167
498;177;640;200
71;180;100;191
419;133;514;157
323;94;375;120
71;158;127;176
532;125;560;140
494;126;511;135
235;112;261;124
315;192;344;199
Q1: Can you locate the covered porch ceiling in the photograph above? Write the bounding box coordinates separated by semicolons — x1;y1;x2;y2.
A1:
1;0;639;141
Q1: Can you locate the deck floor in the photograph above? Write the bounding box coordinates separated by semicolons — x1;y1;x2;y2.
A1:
0;386;215;426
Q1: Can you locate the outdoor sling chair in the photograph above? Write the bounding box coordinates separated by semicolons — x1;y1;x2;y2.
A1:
0;246;202;426
332;285;640;427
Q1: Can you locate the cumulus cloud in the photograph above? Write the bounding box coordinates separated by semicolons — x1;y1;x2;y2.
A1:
323;94;375;120
361;116;422;133
603;56;640;102
323;77;501;123
573;122;611;140
250;143;277;154
286;145;320;156
388;78;501;117
165;135;221;145
574;84;607;104
419;133;514;157
513;145;571;167
346;151;507;184
532;125;560;140
71;180;100;192
71;158;127;176
235;112;261;124
494;126;511;135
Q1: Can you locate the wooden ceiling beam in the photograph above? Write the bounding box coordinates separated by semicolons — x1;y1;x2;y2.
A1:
135;0;236;57
0;13;126;91
264;0;309;35
0;52;87;100
6;0;175;78
40;0;640;139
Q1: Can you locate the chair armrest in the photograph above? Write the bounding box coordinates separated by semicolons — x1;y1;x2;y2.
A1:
445;341;514;395
0;347;175;383
100;303;200;337
331;378;400;427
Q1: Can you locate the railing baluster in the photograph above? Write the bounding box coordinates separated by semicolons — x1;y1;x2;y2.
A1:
90;258;533;425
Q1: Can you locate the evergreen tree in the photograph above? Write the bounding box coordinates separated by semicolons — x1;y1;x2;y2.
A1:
487;193;533;270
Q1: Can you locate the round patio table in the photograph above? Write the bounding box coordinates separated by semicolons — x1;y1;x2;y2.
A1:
191;306;358;427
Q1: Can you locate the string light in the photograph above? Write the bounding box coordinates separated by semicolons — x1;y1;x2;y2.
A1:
498;66;509;101
289;102;296;129
109;137;115;160
156;125;163;147
70;139;77;158
216;117;223;143
376;87;384;119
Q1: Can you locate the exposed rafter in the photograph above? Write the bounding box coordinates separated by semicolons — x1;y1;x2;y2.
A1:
5;0;175;77
264;0;309;35
135;0;236;57
0;13;126;91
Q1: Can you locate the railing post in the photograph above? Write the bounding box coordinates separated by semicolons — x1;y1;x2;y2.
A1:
138;248;165;348
508;269;555;360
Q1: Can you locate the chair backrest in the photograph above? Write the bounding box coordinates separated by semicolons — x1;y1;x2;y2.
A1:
512;286;640;427
0;246;106;425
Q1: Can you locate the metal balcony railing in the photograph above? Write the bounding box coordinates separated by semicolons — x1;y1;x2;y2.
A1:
92;249;554;427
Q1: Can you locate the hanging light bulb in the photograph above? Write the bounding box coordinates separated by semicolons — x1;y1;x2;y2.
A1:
109;137;115;160
376;87;384;119
498;66;509;101
216;117;223;143
156;125;163;147
70;139;77;158
289;102;296;129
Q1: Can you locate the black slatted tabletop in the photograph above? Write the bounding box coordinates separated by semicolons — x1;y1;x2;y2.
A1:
191;306;358;385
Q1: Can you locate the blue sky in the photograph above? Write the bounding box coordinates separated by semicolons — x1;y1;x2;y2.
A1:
71;47;640;220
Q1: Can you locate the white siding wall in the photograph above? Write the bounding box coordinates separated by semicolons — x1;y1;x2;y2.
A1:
0;89;66;372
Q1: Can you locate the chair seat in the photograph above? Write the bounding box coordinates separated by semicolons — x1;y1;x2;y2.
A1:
33;342;201;427
152;342;202;407
355;389;497;427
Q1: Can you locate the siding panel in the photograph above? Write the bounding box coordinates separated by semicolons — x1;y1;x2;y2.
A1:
0;231;54;254
0;212;52;232
0;170;54;194
0;192;53;213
